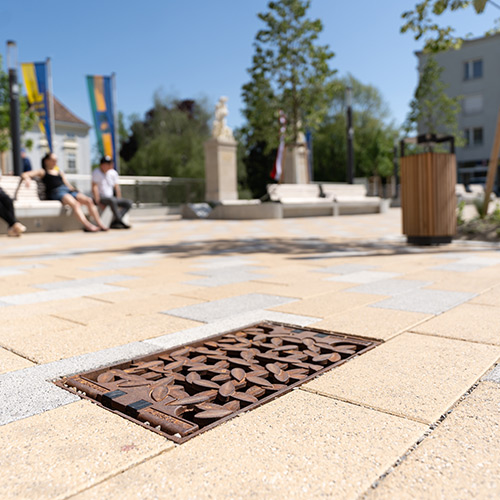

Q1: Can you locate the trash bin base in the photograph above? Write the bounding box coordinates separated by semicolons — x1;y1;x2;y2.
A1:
407;235;453;246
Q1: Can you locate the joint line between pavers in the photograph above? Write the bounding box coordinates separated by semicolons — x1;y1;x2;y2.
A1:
407;329;500;348
364;380;484;495
49;314;88;327
299;386;432;425
60;446;171;500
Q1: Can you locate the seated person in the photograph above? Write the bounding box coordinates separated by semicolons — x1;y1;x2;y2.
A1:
92;155;132;229
0;187;26;237
21;152;108;232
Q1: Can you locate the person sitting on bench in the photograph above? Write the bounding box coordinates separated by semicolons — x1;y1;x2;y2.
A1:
92;155;132;229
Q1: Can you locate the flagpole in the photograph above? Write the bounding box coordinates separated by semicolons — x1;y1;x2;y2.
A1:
111;72;119;172
46;57;55;153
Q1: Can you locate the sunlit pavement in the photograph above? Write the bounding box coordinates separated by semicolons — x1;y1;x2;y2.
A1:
1;207;499;499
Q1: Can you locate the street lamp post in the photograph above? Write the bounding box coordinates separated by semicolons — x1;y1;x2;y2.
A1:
346;86;354;184
7;40;22;177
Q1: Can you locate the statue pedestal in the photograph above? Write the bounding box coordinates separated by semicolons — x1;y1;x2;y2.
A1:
282;143;310;183
204;137;238;202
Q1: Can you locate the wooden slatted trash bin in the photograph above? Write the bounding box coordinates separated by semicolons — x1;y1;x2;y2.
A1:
400;150;457;245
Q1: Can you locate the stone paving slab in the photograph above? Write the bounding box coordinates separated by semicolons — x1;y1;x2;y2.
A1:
470;283;500;306
364;383;500;500
304;332;500;424
311;306;431;341
411;303;500;345
163;293;297;322
270;290;386;318
0;209;499;498
0;347;34;374
370;289;475;315
71;390;427;500
2;312;202;364
1;400;173;500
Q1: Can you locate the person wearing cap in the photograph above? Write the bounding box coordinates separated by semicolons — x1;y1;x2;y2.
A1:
21;148;32;172
92;156;132;229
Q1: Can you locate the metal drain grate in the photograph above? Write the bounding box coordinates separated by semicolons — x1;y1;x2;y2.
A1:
56;322;379;443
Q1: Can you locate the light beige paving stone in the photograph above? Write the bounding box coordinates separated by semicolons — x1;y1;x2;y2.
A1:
96;282;198;301
411;303;500;345
1;313;202;363
311;306;431;341
72;390;426;500
305;332;500;424
0;399;173;500
0;346;34;373
175;279;351;302
364;382;500;500
0;297;105;321
471;283;500;306
0;314;76;337
270;290;384;318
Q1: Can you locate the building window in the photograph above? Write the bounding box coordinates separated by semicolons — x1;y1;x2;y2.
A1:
66;151;77;172
463;94;483;115
464;127;484;147
464;59;483;80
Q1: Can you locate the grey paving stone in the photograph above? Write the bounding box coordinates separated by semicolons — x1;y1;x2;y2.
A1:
482;364;500;384
0;342;165;426
34;342;163;380
0;244;51;254
433;256;500;272
162;293;296;322
370;289;476;314
83;252;163;271
313;264;375;275
327;270;400;284
346;279;432;296
19;247;101;262
305;250;373;259
185;270;269;287
195;257;257;269
0;373;79;426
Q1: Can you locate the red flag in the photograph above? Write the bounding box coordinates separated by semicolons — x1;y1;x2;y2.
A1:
271;111;287;181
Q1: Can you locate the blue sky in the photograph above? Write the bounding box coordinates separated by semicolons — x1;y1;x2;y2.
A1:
0;0;496;135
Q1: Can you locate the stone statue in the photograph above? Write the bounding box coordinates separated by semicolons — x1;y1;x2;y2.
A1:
212;96;234;141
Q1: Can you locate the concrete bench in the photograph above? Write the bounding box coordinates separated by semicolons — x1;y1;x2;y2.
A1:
266;183;334;217
0;175;82;234
319;183;385;216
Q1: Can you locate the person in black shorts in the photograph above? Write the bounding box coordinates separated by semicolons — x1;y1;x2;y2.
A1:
21;152;108;232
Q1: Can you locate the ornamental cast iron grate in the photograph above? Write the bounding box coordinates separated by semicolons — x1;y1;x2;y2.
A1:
56;322;379;443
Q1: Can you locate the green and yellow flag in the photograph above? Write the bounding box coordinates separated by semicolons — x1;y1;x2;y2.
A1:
86;75;116;160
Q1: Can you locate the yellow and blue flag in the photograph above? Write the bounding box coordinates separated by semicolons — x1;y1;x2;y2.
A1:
21;61;53;151
86;75;116;160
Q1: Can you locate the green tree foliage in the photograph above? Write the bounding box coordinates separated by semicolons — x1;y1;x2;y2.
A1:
240;0;337;196
401;0;497;52
0;55;36;153
312;76;398;182
404;55;463;149
120;93;210;177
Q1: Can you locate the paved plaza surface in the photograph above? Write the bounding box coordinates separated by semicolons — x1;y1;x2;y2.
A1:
1;207;499;499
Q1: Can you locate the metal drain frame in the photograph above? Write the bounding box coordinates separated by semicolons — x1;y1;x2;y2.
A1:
55;322;380;444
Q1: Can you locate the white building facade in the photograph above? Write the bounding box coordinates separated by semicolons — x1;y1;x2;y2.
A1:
416;34;500;189
2;97;92;192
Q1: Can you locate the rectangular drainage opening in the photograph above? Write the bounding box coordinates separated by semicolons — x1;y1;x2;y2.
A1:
56;322;380;443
